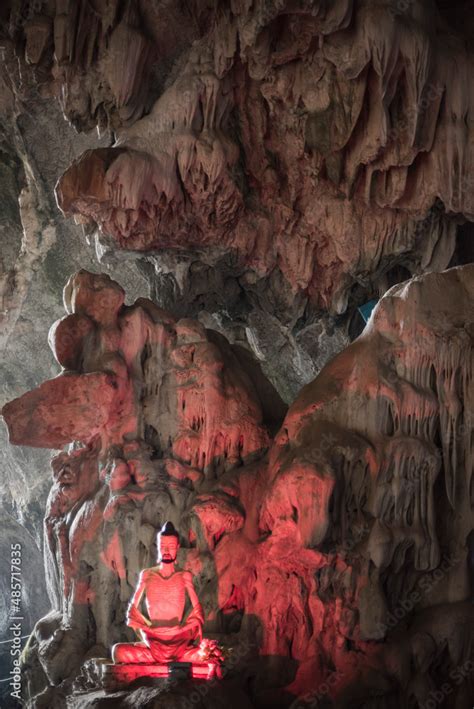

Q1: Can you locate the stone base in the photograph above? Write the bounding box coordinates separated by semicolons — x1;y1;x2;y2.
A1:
98;660;222;691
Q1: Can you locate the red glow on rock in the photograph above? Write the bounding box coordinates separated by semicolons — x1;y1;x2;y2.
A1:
104;659;222;685
100;529;126;579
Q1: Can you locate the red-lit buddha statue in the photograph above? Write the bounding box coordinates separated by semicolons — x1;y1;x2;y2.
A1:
112;522;212;665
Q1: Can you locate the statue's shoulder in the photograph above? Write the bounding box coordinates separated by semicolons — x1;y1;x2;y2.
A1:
180;569;194;583
139;566;156;580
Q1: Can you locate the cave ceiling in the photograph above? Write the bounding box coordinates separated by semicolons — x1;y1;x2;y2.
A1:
0;1;473;707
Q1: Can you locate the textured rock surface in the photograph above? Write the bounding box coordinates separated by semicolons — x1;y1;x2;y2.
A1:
3;0;473;413
0;1;473;707
0;79;151;531
3;266;473;707
51;0;469;314
0;59;151;699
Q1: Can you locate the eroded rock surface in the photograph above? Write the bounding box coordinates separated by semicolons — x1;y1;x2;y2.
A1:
3;0;474;417
0;1;473;707
2;266;473;707
48;0;472;315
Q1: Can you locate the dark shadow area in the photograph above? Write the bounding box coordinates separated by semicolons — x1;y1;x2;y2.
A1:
449;222;474;267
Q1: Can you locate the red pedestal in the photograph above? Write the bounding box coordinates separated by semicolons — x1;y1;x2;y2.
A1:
101;660;222;689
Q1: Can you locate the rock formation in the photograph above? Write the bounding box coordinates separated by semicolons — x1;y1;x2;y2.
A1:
50;0;472;315
3;0;473;404
3;265;473;707
0;1;473;707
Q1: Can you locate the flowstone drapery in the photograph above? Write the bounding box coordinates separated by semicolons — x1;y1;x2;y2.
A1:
7;1;472;317
2;265;473;707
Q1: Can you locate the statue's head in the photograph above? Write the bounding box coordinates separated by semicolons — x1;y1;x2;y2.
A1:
157;521;180;564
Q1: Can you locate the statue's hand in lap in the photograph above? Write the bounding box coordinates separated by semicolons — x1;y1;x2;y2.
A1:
127;604;151;631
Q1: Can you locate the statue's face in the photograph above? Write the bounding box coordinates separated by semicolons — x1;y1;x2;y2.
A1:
158;534;179;564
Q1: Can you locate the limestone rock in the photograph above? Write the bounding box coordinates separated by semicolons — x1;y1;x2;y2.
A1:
2;266;473;707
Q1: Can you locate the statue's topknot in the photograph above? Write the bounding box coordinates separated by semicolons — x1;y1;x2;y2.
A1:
159;521;179;539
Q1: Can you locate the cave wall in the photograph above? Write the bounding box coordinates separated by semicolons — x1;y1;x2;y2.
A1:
0;87;151;528
3;0;474;408
0;0;473;707
2;265;473;707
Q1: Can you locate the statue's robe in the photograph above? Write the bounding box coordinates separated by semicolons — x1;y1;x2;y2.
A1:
113;568;205;663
